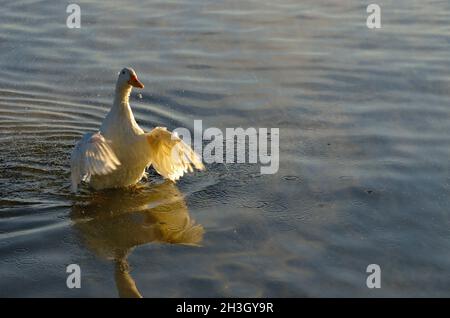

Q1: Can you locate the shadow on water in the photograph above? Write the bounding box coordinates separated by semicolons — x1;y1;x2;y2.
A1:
70;181;204;298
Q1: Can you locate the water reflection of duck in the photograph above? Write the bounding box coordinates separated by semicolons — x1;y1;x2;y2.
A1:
70;181;204;298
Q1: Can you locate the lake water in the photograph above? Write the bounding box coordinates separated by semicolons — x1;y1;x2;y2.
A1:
1;0;450;297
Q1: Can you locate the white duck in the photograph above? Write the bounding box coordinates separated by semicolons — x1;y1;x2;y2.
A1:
70;67;204;192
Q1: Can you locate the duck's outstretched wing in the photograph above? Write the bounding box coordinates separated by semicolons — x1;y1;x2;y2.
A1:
70;132;120;192
145;127;204;181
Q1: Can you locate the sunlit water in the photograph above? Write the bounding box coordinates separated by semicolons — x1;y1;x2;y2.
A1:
1;0;450;297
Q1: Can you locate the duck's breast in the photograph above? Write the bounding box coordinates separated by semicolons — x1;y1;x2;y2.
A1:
93;112;149;189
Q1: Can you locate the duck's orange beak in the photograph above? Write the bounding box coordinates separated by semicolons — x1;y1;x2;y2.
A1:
128;74;144;88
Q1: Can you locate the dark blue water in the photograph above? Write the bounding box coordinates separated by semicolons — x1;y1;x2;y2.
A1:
1;0;450;297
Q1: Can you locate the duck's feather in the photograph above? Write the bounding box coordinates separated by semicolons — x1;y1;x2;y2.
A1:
146;127;204;182
70;132;121;192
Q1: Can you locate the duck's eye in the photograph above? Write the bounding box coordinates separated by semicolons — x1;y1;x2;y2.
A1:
121;71;125;75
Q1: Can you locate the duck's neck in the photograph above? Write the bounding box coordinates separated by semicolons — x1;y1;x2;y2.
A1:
101;84;141;137
113;84;132;107
110;84;137;125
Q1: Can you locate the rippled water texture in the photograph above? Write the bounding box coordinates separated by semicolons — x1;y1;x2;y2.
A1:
1;0;450;297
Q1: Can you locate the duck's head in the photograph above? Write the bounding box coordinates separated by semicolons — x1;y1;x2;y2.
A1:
116;67;144;89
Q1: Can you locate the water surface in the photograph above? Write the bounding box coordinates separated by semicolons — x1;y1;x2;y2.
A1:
1;0;450;297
